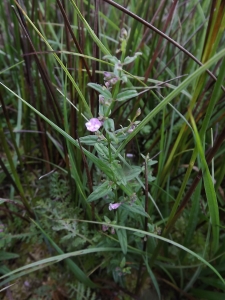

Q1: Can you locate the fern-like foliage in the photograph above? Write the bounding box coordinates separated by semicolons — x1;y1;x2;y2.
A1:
67;282;97;300
31;172;93;252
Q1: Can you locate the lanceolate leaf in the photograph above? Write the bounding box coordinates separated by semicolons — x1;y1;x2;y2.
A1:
116;229;127;255
88;83;112;99
87;181;114;203
123;52;142;65
116;89;138;101
79;135;99;146
121;203;150;218
0;252;19;261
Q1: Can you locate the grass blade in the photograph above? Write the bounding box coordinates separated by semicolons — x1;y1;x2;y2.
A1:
189;111;219;253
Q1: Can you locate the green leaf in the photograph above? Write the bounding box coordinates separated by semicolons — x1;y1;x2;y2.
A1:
123;52;142;65
120;256;126;268
107;132;119;144
189;112;219;253
87;181;114;202
94;143;110;160
116;89;138;102
88;83;112;99
0;199;6;205
121;203;150;218
0;252;19;261
110;160;127;185
180;180;201;261
0;265;10;276
63;87;91;217
78;135;99;146
116;229;127;255
103;55;120;64
143;255;161;300
104;118;115;132
124;166;142;181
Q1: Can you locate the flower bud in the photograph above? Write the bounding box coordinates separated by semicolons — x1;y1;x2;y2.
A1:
105;81;110;88
103;71;112;79
127;124;135;133
102;225;109;231
99;95;105;104
121;28;128;39
110;77;119;85
136;108;141;117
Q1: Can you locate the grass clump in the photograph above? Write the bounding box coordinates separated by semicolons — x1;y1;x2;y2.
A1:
0;0;225;299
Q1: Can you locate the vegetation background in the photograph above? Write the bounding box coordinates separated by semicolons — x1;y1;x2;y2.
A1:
0;0;225;299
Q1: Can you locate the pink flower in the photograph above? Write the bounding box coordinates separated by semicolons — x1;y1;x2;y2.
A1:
127;124;135;133
85;118;103;132
102;225;109;231
110;77;119;85
103;71;112;79
109;202;121;211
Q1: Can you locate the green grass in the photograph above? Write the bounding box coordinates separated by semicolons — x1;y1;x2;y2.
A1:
0;0;225;299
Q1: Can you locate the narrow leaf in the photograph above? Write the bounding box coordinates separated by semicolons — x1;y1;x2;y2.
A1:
121;203;150;218
116;229;127;255
88;83;112;99
87;181;113;202
123;52;142;65
189;112;219;253
0;252;19;261
116;89;138;102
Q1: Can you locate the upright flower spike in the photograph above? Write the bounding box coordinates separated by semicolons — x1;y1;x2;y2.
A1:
109;202;122;211
85;118;103;132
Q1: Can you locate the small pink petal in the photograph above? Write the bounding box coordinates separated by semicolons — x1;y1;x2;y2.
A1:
109;202;122;211
102;225;109;231
127;124;135;133
110;77;119;85
85;118;103;132
103;71;112;79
